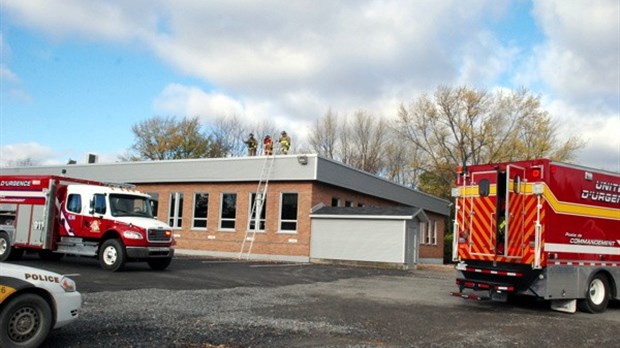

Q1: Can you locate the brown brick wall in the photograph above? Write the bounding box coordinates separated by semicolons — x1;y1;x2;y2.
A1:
136;181;445;261
137;181;314;257
418;211;446;259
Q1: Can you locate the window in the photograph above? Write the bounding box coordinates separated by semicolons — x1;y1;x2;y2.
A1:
168;192;184;228
426;221;432;245
248;192;266;231
147;192;159;217
280;193;298;232
92;194;106;215
220;193;237;230
331;197;340;207
345;200;353;207
67;194;82;213
357;203;365;207
420;220;437;245
479;179;490;197
192;193;209;229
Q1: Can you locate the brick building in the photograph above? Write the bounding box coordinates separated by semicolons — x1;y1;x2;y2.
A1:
2;154;450;267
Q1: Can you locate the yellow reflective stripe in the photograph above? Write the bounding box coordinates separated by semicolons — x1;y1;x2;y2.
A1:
540;184;619;220
458;183;618;220
458;185;497;197
0;285;17;303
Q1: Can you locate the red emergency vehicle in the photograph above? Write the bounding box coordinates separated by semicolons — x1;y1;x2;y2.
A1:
0;175;174;271
451;159;619;313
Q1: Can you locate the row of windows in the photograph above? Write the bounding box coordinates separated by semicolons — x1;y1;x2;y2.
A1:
331;197;365;207
163;192;299;233
419;221;438;245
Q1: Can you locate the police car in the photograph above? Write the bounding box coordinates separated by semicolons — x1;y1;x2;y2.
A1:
0;263;82;348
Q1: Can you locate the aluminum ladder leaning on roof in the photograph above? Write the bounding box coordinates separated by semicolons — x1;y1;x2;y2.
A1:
239;151;276;259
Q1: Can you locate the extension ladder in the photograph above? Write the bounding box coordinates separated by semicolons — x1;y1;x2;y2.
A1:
239;153;275;259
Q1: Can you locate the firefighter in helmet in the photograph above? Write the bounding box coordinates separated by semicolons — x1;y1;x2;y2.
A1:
263;135;273;155
244;133;258;156
278;131;291;155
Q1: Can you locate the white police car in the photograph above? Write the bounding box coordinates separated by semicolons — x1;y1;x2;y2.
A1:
0;263;82;348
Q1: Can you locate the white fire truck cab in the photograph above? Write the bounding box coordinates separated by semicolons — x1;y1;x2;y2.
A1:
0;175;175;271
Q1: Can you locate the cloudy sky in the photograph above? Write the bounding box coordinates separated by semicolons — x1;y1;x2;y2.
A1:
1;0;619;172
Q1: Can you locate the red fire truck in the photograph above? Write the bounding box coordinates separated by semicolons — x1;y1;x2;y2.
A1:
451;159;619;313
0;175;174;271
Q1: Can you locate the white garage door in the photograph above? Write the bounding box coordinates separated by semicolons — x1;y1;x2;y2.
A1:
310;218;406;263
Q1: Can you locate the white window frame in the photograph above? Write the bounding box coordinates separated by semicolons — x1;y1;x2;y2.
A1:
247;192;266;232
278;192;298;234
431;220;438;245
419;222;427;245
426;220;432;245
168;192;184;229
219;192;237;231
191;192;209;230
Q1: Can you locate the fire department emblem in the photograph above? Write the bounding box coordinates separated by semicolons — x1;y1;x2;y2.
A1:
90;220;101;232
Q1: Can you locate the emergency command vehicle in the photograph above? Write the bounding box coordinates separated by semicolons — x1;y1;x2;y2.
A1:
0;175;174;271
451;159;619;313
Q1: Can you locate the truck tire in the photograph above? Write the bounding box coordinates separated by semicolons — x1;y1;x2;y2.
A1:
578;273;610;313
0;293;53;348
99;239;126;272
147;257;172;271
0;232;23;262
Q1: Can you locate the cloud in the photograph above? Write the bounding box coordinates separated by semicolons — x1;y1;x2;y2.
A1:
0;143;58;167
2;1;617;170
545;98;620;172
153;83;245;121
532;0;619;105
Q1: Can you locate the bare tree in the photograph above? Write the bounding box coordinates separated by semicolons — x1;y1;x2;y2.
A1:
309;108;338;159
348;110;388;174
122;116;211;161
393;86;584;198
207;114;246;157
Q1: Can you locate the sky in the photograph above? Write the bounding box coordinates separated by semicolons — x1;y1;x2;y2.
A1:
1;0;619;172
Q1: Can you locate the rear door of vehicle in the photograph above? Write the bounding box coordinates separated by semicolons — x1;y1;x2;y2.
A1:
468;170;497;257
505;164;526;258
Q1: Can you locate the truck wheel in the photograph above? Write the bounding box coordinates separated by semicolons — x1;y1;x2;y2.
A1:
0;232;23;262
99;239;126;272
0;293;53;348
578;273;610;313
147;257;172;271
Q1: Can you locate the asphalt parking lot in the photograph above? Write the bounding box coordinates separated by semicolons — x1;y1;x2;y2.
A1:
6;254;620;348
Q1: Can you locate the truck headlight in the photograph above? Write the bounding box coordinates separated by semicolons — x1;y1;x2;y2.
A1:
123;230;144;240
61;277;77;292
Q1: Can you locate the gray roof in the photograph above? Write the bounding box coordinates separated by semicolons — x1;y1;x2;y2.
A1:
312;206;418;216
311;206;429;222
0;154;450;216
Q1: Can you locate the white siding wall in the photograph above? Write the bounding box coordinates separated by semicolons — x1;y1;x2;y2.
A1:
310;219;405;263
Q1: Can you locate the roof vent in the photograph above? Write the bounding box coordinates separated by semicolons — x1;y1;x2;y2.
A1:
86;153;99;164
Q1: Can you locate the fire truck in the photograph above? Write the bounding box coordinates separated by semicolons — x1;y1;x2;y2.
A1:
451;159;619;313
0;175;175;271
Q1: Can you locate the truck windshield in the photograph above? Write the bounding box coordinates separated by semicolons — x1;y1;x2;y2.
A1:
109;194;154;218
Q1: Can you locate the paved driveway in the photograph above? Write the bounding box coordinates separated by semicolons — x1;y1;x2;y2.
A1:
5;254;620;348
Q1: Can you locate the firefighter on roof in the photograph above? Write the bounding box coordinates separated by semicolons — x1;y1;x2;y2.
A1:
244;133;258;156
263;135;273;155
278;131;291;155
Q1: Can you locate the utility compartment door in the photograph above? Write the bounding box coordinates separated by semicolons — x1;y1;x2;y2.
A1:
15;204;47;246
469;170;497;256
506;165;525;258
